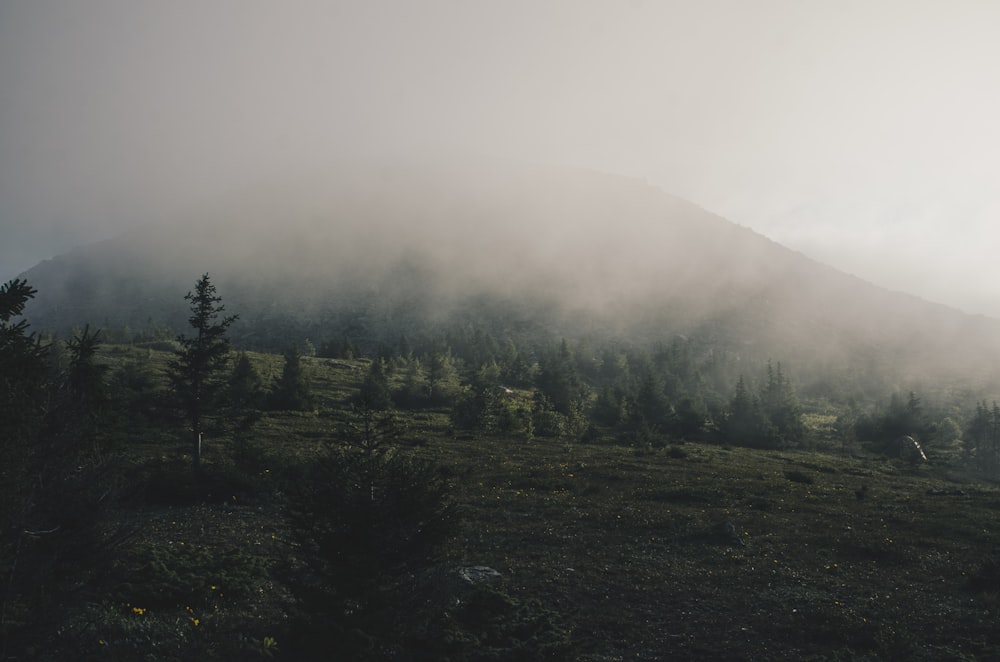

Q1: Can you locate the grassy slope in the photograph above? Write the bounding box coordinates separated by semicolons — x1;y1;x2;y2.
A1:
89;347;1000;661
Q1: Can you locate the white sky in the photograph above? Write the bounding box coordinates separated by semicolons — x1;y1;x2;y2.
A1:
2;0;999;316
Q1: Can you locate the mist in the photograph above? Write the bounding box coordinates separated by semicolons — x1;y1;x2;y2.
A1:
3;1;1000;316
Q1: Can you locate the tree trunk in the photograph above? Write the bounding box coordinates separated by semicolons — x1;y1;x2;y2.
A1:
193;428;202;471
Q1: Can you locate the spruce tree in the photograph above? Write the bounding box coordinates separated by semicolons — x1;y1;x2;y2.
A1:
359;358;393;410
760;362;804;445
427;349;461;405
0;281;125;657
0;279;48;544
167;274;237;470
397;356;430;408
270;343;313;411
228;351;266;431
536;339;585;416
59;324;110;448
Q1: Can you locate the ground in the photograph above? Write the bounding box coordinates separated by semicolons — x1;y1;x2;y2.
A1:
57;350;1000;660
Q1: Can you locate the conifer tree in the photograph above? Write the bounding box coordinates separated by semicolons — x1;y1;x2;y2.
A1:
397;356;430;408
287;392;456;656
0;282;124;657
58;324;110;448
536;339;585;416
631;369;674;431
0;279;48;458
760;362;804;445
270;343;313;411
360;357;393;410
167;273;237;470
723;375;755;443
0;279;48;540
427;349;461;405
228;351;266;429
723;375;779;448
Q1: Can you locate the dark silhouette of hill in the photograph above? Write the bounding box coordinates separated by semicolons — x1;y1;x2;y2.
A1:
19;162;1000;387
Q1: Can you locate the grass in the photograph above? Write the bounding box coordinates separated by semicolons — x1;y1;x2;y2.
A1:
69;347;1000;659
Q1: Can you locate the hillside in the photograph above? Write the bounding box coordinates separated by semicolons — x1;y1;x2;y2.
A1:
19;163;1000;389
6;343;1000;660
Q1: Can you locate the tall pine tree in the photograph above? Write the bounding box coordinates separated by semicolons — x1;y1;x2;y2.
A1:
167;274;237;470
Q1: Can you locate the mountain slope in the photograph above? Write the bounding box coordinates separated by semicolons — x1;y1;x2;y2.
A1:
19;162;1000;387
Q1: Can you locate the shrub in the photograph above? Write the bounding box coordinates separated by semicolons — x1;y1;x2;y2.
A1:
284;432;458;658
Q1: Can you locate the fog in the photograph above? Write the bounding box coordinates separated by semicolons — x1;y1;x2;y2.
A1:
3;1;1000;317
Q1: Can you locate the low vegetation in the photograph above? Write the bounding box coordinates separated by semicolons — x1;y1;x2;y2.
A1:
4;275;1000;659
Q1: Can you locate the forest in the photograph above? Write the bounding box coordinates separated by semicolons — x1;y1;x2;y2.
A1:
4;271;1000;660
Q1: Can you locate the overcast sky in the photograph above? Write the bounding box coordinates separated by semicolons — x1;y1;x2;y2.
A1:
2;1;999;316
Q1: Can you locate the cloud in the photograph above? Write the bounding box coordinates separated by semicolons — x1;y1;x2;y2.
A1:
2;1;1000;316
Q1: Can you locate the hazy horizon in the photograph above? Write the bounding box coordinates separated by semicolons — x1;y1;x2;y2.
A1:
3;1;999;317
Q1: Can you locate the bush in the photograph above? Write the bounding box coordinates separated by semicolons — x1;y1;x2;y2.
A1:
285;439;458;658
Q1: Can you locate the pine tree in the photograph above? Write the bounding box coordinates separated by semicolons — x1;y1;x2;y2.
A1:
59;324;110;448
723;375;780;449
0;279;48;458
631;368;674;432
427;349;461;405
536;339;585;416
724;375;755;444
359;358;393;410
397;356;430;408
0;282;125;657
760;362;804;445
0;279;49;540
228;352;265;428
287;397;456;656
167;274;237;470
270;343;313;411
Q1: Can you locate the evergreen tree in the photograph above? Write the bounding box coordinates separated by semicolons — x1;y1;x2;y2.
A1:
58;325;110;448
453;361;503;432
536;339;586;416
631;368;674;432
1;279;48;435
287;400;456;657
230;352;265;409
427;349;462;405
359;357;393;410
760;362;805;445
0;281;125;658
723;375;755;443
674;394;708;438
965;401;989;463
270;343;313;411
167;273;238;470
593;385;628;427
228;352;266;426
722;375;780;449
498;337;533;386
872;390;928;443
935;416;962;453
396;355;430;408
974;402;1000;475
452;360;532;437
0;279;48;535
109;357;162;430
